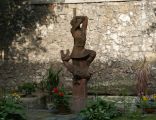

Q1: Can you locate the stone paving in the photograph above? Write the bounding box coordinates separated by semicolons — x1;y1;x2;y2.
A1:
27;109;78;120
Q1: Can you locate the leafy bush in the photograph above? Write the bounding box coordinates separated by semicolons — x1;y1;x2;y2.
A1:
18;82;36;95
51;86;70;110
0;94;26;120
43;67;70;112
124;110;142;120
44;67;61;92
80;99;121;120
137;95;156;109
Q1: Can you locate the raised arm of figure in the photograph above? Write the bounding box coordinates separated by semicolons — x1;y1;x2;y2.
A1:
71;17;82;34
82;16;88;33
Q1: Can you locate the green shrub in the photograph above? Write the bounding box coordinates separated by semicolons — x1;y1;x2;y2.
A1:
38;67;62;92
80;98;122;120
43;68;70;112
44;67;61;93
52;86;70;110
137;96;156;109
0;94;26;120
125;110;142;120
18;82;36;95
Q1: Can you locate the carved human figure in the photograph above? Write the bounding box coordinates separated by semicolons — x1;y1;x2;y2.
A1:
60;16;96;81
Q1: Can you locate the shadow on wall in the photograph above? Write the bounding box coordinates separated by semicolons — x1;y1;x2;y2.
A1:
0;61;62;88
0;0;56;62
0;1;156;95
143;8;156;35
0;59;131;91
1;57;156;95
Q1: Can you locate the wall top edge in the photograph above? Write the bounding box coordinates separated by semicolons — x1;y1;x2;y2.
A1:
30;0;142;4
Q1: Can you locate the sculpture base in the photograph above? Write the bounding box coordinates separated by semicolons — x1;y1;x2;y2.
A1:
71;79;87;113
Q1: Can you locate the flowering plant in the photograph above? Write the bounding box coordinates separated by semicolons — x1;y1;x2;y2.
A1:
139;95;156;109
44;67;61;92
0;93;26;120
51;86;70;110
44;68;70;111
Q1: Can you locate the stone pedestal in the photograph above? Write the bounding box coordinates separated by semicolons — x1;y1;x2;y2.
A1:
71;79;87;113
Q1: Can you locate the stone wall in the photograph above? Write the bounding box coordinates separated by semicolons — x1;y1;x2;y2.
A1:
1;0;156;94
